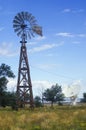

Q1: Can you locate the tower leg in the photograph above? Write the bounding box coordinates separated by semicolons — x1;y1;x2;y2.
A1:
17;42;34;108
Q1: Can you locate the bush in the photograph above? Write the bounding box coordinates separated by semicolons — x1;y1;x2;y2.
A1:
34;96;42;107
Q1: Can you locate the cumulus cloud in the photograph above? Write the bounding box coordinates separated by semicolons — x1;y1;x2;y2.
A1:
7;79;54;97
7;78;84;98
0;42;18;57
56;32;74;37
7;78;17;92
29;42;64;53
35;36;46;41
32;80;53;97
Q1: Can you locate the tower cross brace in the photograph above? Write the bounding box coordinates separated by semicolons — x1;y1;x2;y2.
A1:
17;36;34;108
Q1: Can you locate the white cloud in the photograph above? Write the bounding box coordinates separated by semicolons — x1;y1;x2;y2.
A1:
72;9;84;13
32;80;52;89
7;79;54;97
7;78;17;92
36;63;61;70
77;34;86;37
56;32;86;38
62;8;71;13
29;42;64;53
56;32;74;37
7;78;85;98
0;42;18;57
27;36;46;46
35;36;46;41
32;80;53;97
62;8;84;13
27;42;37;46
72;41;80;44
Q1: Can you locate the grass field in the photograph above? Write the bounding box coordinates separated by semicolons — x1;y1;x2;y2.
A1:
0;105;86;130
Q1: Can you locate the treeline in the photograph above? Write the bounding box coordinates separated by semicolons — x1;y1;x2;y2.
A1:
0;63;86;109
0;63;65;108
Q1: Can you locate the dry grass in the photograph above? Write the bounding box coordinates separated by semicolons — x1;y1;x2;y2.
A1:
0;105;86;130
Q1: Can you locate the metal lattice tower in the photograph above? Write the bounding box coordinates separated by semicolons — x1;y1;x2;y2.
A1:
13;11;42;108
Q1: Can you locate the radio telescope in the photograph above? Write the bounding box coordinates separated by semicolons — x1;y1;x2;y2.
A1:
13;11;42;108
63;82;81;105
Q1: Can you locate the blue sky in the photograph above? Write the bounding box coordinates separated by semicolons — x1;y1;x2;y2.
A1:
0;0;86;98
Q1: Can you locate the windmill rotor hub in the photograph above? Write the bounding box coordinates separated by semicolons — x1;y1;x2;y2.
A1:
21;24;27;29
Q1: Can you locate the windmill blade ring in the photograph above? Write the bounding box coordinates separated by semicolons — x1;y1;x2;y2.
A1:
13;11;43;39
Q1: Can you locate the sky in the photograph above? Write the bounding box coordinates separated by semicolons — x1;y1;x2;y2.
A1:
0;0;86;98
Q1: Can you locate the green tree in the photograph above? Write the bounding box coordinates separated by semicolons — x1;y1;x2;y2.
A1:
81;93;86;103
34;96;42;107
43;83;64;107
0;63;15;107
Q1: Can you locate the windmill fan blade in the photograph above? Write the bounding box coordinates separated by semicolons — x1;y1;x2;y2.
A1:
20;12;24;21
17;30;23;36
31;19;37;24
14;27;21;32
13;20;21;25
29;16;35;23
17;13;24;23
29;29;35;37
27;13;32;21
13;24;20;28
28;32;31;39
15;15;21;22
21;12;25;20
25;12;29;20
21;12;24;20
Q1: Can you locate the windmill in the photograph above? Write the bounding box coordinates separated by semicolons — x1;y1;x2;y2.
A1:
13;11;42;108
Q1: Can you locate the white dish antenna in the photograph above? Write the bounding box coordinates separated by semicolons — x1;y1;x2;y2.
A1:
63;82;81;105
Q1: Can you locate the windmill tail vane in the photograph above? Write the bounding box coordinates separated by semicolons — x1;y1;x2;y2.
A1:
32;25;42;36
